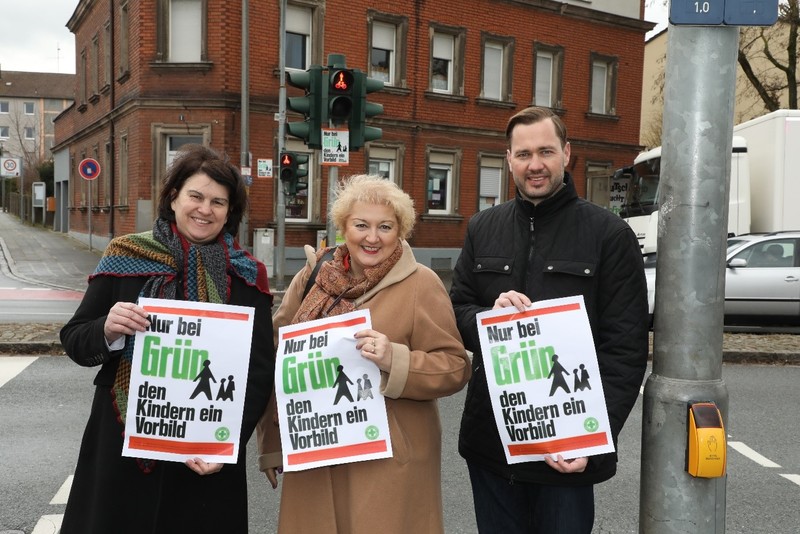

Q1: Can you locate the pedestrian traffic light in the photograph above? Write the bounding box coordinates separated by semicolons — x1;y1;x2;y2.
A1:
328;67;354;125
286;66;324;149
279;152;309;195
349;70;384;150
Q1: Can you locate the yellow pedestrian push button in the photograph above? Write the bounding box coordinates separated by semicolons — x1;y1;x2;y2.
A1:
686;401;726;478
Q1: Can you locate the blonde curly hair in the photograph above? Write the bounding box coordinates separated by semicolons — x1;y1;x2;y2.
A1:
330;174;416;240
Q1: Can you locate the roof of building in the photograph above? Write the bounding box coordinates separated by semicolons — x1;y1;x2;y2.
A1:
0;70;75;100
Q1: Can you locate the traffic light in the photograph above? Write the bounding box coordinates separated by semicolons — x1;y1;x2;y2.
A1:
279;152;309;195
328;68;354;125
286;66;324;149
349;70;384;150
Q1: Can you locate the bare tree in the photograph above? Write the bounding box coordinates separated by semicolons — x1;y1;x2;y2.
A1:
737;0;799;114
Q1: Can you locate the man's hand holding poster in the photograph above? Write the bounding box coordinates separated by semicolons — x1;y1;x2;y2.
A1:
476;295;614;464
275;309;392;471
121;298;255;464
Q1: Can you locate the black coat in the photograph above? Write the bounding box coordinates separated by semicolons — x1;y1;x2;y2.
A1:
450;174;649;486
59;274;274;534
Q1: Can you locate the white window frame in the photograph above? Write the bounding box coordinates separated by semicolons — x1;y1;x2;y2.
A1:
483;42;503;100
286;4;312;71
24;127;35;140
431;33;454;94
0;126;9;139
370;21;396;85
533;43;563;109
590;53;617;115
479;156;505;211
169;0;202;62
24;102;35;115
0;101;8;114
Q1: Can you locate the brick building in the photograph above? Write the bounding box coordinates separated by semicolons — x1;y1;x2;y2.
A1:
54;0;653;272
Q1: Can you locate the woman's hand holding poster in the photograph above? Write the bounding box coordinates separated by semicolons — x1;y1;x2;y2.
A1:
122;298;255;464
275;309;392;471
476;295;614;464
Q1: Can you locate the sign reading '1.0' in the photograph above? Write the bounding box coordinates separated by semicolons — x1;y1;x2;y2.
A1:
669;0;778;26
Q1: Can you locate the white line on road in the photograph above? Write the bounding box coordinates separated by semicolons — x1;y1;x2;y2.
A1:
31;514;63;534
728;441;782;468
50;476;73;505
780;474;800;486
0;356;37;388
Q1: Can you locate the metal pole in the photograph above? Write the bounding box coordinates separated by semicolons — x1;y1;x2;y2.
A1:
239;0;250;247
639;25;738;533
88;181;93;252
275;0;287;290
326;166;337;246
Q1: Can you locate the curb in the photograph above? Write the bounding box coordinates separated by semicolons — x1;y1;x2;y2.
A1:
0;342;65;355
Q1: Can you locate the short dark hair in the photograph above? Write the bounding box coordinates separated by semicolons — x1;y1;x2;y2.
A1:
157;144;247;236
505;106;568;148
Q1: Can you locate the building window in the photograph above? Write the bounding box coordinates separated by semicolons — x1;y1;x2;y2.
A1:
119;1;130;76
590;53;618;115
24;102;35;115
367;146;400;183
91;35;100;96
586;162;615;212
431;33;453;93
157;0;206;63
481;35;513;102
286;4;312;70
80;49;88;107
533;43;563;109
24;127;35;140
103;22;112;87
370;21;395;85
119;134;129;205
429;26;465;96
426;150;460;215
0;101;8;114
283;139;313;222
0;126;9;139
479;156;505;211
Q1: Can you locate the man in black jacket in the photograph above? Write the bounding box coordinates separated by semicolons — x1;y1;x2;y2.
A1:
450;106;648;533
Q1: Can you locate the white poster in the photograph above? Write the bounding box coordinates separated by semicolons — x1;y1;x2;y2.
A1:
275;309;392;471
122;298;254;464
476;295;614;464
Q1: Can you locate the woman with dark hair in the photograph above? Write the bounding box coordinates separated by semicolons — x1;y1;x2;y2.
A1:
60;144;274;533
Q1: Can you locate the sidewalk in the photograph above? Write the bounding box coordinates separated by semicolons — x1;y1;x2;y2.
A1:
0;211;798;360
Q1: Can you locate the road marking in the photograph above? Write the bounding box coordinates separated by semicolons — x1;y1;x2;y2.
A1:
780;474;800;486
50;476;73;505
728;441;782;468
31;515;63;534
0;356;37;388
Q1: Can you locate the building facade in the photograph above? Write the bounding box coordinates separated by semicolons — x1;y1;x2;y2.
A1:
0;70;74;216
54;0;653;272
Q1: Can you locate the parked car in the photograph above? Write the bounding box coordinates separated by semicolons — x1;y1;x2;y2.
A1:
646;231;800;324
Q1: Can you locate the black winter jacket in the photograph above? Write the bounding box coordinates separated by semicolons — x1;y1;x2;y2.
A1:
450;174;648;486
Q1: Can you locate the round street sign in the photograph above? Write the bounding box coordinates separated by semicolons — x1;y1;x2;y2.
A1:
2;158;17;173
79;158;101;181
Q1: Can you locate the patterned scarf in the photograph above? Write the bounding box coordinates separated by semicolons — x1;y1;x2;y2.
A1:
292;242;403;324
92;218;271;471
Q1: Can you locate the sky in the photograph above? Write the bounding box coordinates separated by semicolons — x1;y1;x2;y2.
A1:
0;1;78;74
0;0;667;75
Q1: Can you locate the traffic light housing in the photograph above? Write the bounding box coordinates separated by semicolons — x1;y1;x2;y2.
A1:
328;68;354;125
349;70;384;150
279;152;309;195
286;66;324;149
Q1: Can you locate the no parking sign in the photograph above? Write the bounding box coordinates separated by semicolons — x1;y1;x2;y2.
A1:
79;158;101;181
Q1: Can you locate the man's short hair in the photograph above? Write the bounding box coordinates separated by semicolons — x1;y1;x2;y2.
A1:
505;106;568;148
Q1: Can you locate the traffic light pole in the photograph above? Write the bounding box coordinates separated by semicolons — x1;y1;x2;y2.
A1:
274;0;288;290
639;24;737;533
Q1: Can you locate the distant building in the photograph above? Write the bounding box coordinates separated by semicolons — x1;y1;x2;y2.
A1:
55;0;653;271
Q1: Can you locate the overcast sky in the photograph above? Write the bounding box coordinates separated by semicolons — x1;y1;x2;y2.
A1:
0;1;78;74
0;0;666;76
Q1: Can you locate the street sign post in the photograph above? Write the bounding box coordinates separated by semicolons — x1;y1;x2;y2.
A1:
78;158;101;251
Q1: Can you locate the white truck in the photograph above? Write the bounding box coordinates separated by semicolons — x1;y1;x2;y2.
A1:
618;109;800;261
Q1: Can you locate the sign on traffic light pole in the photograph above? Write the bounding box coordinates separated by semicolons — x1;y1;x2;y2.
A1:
279;151;308;195
350;71;384;150
286;66;324;149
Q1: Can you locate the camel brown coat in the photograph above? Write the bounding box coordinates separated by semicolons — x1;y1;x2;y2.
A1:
257;242;470;533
